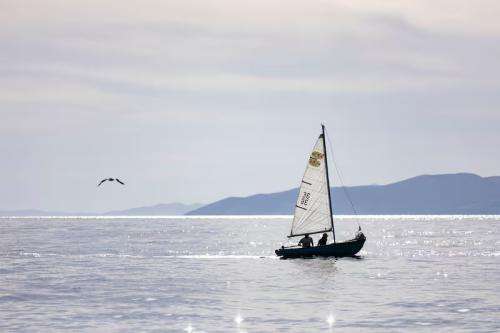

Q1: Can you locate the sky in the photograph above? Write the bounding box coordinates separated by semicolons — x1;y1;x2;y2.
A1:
1;0;500;212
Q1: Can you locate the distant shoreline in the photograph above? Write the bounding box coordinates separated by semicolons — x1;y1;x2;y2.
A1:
4;173;500;216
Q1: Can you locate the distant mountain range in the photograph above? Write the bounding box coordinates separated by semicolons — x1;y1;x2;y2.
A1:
3;173;500;216
186;173;500;215
0;203;202;217
103;203;202;216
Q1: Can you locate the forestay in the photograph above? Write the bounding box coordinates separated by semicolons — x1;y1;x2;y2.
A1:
289;134;332;237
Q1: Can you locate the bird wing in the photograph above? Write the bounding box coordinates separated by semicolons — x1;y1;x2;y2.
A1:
116;178;125;185
98;179;107;186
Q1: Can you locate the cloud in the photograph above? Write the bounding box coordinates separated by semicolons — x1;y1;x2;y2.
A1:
1;1;500;210
337;0;500;36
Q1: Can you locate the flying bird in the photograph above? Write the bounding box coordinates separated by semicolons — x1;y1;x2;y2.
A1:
98;178;125;186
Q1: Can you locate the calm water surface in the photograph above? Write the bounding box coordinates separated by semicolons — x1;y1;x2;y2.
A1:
0;216;499;332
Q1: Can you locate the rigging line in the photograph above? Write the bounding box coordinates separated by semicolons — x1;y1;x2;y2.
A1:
324;128;362;229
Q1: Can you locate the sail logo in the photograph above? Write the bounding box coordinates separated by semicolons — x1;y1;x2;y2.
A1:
309;151;324;167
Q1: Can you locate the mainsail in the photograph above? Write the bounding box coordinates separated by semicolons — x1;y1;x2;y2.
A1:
289;133;333;237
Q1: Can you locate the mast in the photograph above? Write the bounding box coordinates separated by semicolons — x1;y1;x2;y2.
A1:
321;124;336;243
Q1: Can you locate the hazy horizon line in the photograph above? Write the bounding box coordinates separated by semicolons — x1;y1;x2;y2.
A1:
1;215;499;219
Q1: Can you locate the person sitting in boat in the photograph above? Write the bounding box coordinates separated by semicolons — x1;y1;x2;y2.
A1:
355;226;365;240
298;234;314;248
317;233;328;246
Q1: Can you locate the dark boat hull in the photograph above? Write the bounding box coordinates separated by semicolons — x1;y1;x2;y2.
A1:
275;234;366;258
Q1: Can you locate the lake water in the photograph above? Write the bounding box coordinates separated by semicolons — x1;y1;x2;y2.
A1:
0;216;499;332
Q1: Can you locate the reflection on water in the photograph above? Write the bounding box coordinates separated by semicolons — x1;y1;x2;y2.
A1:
0;216;499;332
234;313;243;325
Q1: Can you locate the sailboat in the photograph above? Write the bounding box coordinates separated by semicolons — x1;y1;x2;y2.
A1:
275;124;366;258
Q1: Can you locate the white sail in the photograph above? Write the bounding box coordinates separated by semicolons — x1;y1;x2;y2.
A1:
289;134;332;237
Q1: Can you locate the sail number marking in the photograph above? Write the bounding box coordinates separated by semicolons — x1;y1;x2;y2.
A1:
300;192;311;206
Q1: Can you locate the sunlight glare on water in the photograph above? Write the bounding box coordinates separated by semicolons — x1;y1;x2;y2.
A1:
184;324;193;333
234;313;243;325
327;313;336;327
0;215;499;332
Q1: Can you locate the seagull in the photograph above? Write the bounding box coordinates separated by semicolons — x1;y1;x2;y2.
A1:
98;178;125;186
